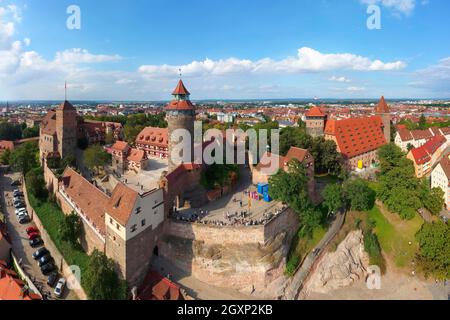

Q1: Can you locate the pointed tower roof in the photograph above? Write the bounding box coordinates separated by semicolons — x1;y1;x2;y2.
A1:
376;96;390;114
172;80;190;96
305;106;326;117
57;100;76;111
166;80;195;111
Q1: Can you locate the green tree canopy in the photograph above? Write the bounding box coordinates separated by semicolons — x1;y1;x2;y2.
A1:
84;145;111;173
322;183;344;215
59;212;83;246
10;141;39;174
84;249;128;300
25;167;47;199
343;179;375;211
416;222;450;280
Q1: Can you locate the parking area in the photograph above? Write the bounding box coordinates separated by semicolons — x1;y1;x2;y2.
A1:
0;172;73;300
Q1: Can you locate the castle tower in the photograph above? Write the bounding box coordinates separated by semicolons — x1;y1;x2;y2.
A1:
56;100;78;159
166;80;195;172
375;96;391;143
305;106;327;137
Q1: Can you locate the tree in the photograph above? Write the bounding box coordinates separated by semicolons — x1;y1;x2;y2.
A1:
311;137;342;175
0;149;11;165
269;159;310;213
77;137;89;150
423;187;445;215
0;122;22;140
377;143;404;175
279;127;312;156
124;124;144;143
59;212;82;246
21;125;40;138
416;222;450;280
25;168;47;198
84;249;128;300
322;183;344;215
343;179;375;211
10;142;38;174
418;114;427;129
84;145;111;174
406;143;414;152
200;164;239;190
297;118;306;130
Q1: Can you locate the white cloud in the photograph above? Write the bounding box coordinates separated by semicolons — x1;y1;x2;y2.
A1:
329;76;351;83
360;0;416;15
139;47;406;78
347;86;366;92
54;48;123;64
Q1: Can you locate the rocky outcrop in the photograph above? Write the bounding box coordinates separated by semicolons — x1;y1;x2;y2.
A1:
303;230;369;294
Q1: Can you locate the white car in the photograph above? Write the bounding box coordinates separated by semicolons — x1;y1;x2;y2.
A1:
17;211;28;220
15;208;27;215
54;278;66;298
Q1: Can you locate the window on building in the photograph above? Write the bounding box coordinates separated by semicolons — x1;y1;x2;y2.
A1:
135;207;142;215
141;219;146;227
116;223;120;230
131;224;137;233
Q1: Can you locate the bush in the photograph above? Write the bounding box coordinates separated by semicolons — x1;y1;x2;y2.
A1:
363;229;386;273
285;255;300;277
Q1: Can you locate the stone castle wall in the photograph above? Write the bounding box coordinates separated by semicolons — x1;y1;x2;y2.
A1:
159;208;299;294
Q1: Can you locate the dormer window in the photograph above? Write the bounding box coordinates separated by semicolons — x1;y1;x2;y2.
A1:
135;207;142;215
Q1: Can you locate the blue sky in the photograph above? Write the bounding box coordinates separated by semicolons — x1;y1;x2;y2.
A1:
1;0;449;100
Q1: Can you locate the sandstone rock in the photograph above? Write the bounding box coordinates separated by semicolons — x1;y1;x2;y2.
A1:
303;230;369;294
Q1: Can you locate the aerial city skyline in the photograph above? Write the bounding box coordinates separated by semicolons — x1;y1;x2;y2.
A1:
1;0;450;101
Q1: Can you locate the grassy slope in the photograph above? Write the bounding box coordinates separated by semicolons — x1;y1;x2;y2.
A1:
28;193;89;279
368;206;424;268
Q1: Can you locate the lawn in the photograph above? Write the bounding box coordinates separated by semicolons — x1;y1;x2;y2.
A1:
28;193;89;280
368;205;424;268
286;225;327;276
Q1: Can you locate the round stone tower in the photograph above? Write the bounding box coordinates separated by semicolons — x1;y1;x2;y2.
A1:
166;80;195;172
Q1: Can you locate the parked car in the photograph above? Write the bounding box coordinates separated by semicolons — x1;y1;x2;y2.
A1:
54;278;66;298
11;180;21;186
47;272;59;287
26;227;39;235
30;237;43;248
40;262;56;275
33;247;49;260
28;232;40;240
38;254;54;267
13;195;24;201
17;212;28;221
15;208;27;215
14;202;25;209
13;190;23;195
19;216;30;225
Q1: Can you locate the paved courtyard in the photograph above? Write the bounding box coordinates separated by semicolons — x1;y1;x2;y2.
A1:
175;166;286;226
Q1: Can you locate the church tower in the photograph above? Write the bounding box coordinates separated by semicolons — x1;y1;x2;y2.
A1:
166;80;195;172
56;100;78;159
375;96;391;143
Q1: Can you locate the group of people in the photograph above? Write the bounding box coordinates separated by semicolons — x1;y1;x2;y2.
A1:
173;207;286;227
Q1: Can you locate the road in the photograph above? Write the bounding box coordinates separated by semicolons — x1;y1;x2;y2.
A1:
283;210;346;300
0;172;75;300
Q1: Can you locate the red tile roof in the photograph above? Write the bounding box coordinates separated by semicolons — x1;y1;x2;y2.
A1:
438;155;450;182
305;106;326;117
324;116;387;159
111;141;130;152
409;135;447;165
411;129;434;141
0;141;14;151
106;183;139;226
165;99;195;111
127;148;146;163
172;80;190;96
137;270;184;300
136;127;168;147
0;261;41;300
60;168;110;235
397;128;413;142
